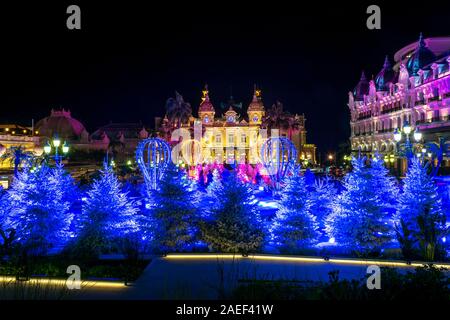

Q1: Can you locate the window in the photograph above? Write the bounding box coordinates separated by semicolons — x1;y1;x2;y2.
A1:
240;134;246;144
215;135;221;143
228;134;234;144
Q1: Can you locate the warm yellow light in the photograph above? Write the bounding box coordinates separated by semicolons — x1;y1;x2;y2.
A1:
164;254;450;269
62;142;69;154
23;130;27;134
53;138;61;148
12;131;15;134
328;154;333;160
44;144;52;154
0;277;125;288
35;131;39;134
5;128;9;132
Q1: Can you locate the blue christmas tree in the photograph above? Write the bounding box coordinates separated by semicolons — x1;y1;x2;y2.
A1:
76;163;138;258
396;157;447;261
271;166;318;250
4;164;74;256
310;175;337;235
203;169;223;214
200;172;265;254
144;164;199;253
326;156;398;253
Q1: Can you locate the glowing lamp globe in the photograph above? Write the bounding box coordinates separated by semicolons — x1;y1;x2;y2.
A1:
44;142;52;154
62;142;69;154
393;128;402;142
403;121;411;135
53;138;61;148
414;128;422;141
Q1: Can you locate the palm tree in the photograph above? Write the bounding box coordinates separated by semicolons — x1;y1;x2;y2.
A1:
261;101;291;132
425;137;450;176
165;91;192;129
0;146;34;177
108;139;125;160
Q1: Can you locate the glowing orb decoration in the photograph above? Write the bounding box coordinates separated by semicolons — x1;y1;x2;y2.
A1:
181;139;203;166
136;138;171;190
260;137;297;188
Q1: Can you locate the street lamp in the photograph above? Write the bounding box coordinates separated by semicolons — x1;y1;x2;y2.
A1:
44;137;69;165
414;128;422;142
393;121;423;162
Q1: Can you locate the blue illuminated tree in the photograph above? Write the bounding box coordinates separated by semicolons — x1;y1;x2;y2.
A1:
203;169;223;212
75;163;138;258
271;167;318;249
396;157;447;261
145;164;199;253
5;164;74;256
201;172;265;254
326;156;398;253
310;176;337;234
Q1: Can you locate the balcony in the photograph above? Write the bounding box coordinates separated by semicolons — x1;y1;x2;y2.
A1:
357;113;372;120
415;100;425;106
428;96;441;102
380;106;403;115
376;128;393;134
416;115;449;126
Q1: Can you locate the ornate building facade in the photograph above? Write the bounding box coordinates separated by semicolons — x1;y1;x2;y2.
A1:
157;86;317;165
348;34;450;170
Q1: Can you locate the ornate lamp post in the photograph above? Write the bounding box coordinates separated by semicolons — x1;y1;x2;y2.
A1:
393;121;422;161
43;137;69;165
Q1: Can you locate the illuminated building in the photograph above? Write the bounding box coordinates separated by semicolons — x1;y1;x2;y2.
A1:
348;34;450;170
0;124;41;172
157;86;317;165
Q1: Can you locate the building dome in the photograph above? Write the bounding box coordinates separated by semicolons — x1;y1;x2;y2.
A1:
35;109;88;140
406;33;436;76
375;56;396;91
248;87;264;111
353;71;370;100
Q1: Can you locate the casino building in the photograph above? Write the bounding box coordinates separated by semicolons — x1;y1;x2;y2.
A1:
348;34;450;171
156;86;317;166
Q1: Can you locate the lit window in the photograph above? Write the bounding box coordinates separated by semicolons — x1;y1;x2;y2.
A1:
228;134;234;144
227;116;234;123
215;135;221;143
241;135;246;144
204;116;209;123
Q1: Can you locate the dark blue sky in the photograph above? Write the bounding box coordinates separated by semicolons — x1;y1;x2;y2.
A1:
1;1;449;156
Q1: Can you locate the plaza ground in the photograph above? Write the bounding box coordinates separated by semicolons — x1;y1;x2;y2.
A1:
21;254;444;300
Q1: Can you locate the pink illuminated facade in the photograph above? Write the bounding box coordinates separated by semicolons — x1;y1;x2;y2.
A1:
348;34;450;170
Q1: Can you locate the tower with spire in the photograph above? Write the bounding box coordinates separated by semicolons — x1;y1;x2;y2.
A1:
198;84;215;126
247;85;265;125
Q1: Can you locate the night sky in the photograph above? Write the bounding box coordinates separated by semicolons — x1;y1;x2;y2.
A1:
1;1;449;157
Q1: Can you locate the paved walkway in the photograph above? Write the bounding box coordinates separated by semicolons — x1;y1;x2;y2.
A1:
120;255;447;300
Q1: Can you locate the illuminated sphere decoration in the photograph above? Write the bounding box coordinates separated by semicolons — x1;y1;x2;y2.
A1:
181;139;203;166
260;137;298;188
136;137;171;190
